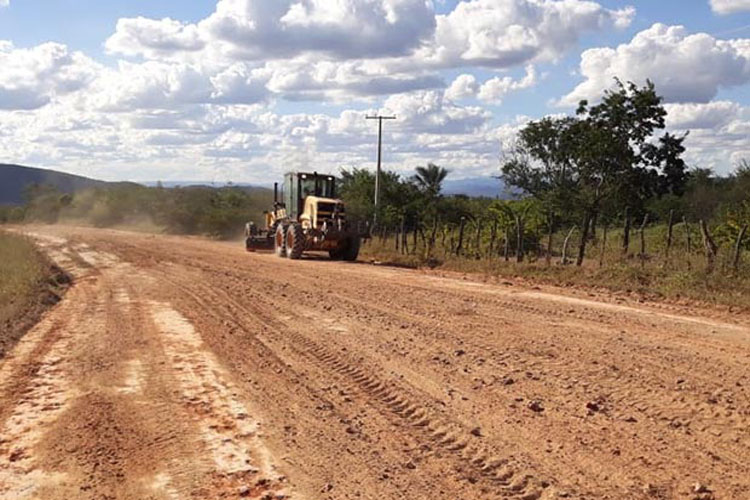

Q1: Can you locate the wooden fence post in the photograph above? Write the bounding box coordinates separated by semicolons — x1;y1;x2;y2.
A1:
488;219;498;260
683;216;692;270
561;226;576;265
400;217;407;255
412;218;419;255
430;216;438;253
474;220;482;259
546;212;554;267
699;219;718;273
665;210;675;264
733;225;748;273
504;226;510;262
515;215;524;263
639;214;649;267
456;217;466;256
622;207;631;255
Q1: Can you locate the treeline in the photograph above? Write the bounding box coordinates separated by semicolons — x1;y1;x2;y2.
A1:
342;81;749;276
0;182;272;239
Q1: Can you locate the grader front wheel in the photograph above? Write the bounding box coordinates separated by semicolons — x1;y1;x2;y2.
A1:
286;223;305;260
274;224;286;257
342;236;361;261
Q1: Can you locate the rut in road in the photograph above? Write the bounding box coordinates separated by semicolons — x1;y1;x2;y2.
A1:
0;233;290;499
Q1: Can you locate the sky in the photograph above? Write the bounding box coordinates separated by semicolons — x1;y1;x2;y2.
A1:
1;0;750;185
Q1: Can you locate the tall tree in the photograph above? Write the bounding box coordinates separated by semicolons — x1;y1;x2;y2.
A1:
412;163;450;203
502;80;688;266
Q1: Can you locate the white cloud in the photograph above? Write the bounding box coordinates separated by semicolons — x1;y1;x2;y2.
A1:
382;90;491;135
561;24;750;105
104;1;439;69
670;104;750;171
0;41;100;110
710;0;750;14
105;17;205;59
443;66;537;104
665;101;741;129
0;0;8;7
478;65;537;103
444;74;479;101
22;1;750;185
422;0;634;69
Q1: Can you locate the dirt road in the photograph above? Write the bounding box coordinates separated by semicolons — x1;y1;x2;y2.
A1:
1;226;749;499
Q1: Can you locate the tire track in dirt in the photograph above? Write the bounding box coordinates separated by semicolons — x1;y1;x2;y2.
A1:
155;268;558;499
178;259;750;485
156;254;748;496
149;301;289;499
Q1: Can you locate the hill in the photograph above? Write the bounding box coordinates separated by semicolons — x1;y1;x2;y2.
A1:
0;164;112;205
442;176;510;198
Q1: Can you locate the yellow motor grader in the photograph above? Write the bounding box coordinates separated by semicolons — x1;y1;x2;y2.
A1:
245;172;366;260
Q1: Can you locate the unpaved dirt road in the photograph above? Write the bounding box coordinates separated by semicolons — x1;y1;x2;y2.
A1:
1;226;749;500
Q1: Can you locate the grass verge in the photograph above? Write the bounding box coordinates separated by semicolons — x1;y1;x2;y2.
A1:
360;237;750;311
0;231;70;358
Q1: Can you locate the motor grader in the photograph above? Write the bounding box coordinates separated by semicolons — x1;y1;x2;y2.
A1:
245;172;365;260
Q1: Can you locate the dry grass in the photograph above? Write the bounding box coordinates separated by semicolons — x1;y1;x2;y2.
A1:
0;231;50;356
0;232;47;318
361;227;750;310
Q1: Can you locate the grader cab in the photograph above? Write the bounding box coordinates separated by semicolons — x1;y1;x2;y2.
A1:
245;172;365;260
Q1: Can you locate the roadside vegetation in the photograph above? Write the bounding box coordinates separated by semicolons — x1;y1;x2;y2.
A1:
0;232;68;357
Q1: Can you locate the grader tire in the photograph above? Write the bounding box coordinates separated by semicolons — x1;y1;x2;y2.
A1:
286;223;305;260
342;236;361;262
274;224;286;257
329;248;343;260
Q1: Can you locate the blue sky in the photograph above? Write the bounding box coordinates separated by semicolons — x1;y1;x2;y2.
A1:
1;0;750;183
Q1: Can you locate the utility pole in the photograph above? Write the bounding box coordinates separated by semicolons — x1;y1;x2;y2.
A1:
366;114;396;226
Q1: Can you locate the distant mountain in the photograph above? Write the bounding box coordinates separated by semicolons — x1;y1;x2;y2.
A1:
142;180;270;190
442;177;511;199
0;164;115;205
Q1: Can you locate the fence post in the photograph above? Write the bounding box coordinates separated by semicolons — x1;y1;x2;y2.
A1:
622;207;631;255
546;212;554;267
515;215;524;263
474;220;482;260
665;210;675;265
561;226;576;265
430;216;438;254
683;216;692;270
488;220;498;260
639;214;649;268
400;217;407;255
733;225;748;273
699;219;718;273
456;217;466;256
504;226;510;262
412;218;419;256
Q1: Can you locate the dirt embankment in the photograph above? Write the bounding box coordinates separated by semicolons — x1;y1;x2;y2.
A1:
1;225;749;500
0;231;70;359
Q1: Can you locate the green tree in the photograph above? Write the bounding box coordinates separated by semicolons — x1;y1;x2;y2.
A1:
502;80;688;265
412;163;449;203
